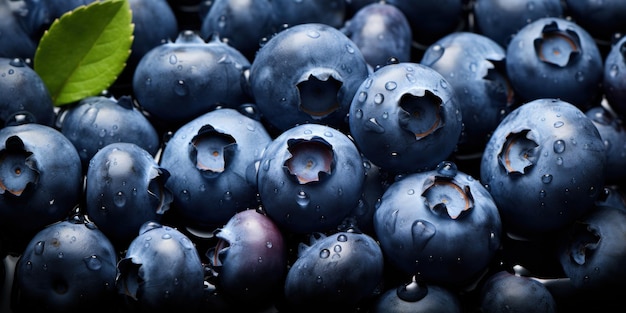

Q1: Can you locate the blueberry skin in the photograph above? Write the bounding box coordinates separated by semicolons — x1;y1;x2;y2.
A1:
0;57;55;128
479;270;557;313
564;0;626;41
602;35;626;118
249;23;370;132
0;0;37;60
480;98;606;238
199;0;277;61
385;0;464;45
133;30;252;127
473;0;564;48
256;123;366;234
0;123;83;246
372;278;463;313
282;231;384;312
585;105;626;185
13;218;118;313
85;142;173;248
558;205;626;290
59;95;160;168
159;108;272;231
273;0;346;29
421;31;515;154
374;161;502;287
505;17;603;110
18;0;97;43
341;2;413;69
348;62;463;174
117;221;204;312
206;209;287;308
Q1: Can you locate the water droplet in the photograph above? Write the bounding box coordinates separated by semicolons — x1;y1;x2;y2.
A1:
113;191;126;207
346;44;355;54
224;191;232;201
316;275;323;284
357;91;367;102
610;64;619;77
540;189;547;198
337;234;347;242
440;79;448;89
554;121;564;128
407;189;415;195
575;71;584;82
307;30;320;38
319;249;330;258
174;80;188;96
266;241;273;248
541;174;553;184
84;255;102;271
180;189;190;201
385;81;397;91
374;93;384;104
145;77;152;86
333;244;342;253
324;131;333;137
162;233;172;239
469;63;477;72
34;241;45;255
553;140;566;153
406;73;416;83
354;109;363;119
556;156;563;165
9;58;24;67
57;252;64;259
169;54;177;64
296;190;310;208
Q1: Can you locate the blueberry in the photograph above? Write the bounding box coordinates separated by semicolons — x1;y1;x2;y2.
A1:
199;0;277;61
385;0;465;45
206;209;287;309
0;0;37;60
256;123;366;234
505;17;603;110
117;221;204;312
13;217;118;313
374;161;502;287
584;105;626;185
372;276;464;313
479;270;557;313
0;123;83;251
84;142;173;248
421;31;515;155
348;62;463;174
132;30;252;128
159;107;272;231
564;0;626;42
248;22;370;133
0;57;55;127
341;2;413;69
473;0;564;48
480;98;606;238
602;35;626;118
273;0;346;29
282;231;384;312
58;95;161;169
18;0;98;44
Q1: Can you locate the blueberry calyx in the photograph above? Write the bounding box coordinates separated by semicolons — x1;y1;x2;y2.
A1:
422;178;474;220
567;221;600;266
147;167;173;215
498;129;539;175
296;71;343;119
189;125;237;178
284;137;334;184
534;21;581;67
398;90;444;140
0;135;38;196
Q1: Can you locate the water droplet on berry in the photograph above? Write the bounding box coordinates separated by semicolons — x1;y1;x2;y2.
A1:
296;190;310;208
84;255;102;271
34;241;44;255
553;140;566;153
385;81;397;91
541;174;553;184
319;249;330;258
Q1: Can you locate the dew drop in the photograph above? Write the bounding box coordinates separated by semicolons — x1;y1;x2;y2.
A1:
266;241;273;248
174;80;188;96
385;81;397;91
113;191;126;207
354;109;363;119
9;58;24;67
357;91;367;102
374;93;384;104
554;121;564;128
296;190;310;208
556;156;563;165
346;44;355;54
169;54;177;64
553;140;566;153
319;249;330;258
540;189;547;198
337;234;348;242
180;189;190;201
333;244;342;253
610;64;619;77
34;241;45;255
541;174;553;184
162;233;172;239
307;30;320;38
575;71;584;82
84;255;102;271
406;73;416;83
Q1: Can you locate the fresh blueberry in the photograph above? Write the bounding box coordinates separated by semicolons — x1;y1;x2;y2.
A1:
282;230;384;312
206;209;287;309
0;0;37;60
248;22;370;133
84;142;173;248
584;105;626;185
473;0;564;48
564;0;626;42
17;0;98;44
12;216;118;313
256;123;366;234
385;0;465;45
341;2;413;69
372;276;464;313
199;0;277;61
0;123;83;251
505;17;603;110
159;107;272;232
480;98;606;238
421;31;515;155
602;35;626;118
273;0;346;29
374;161;502;287
348;62;463;174
117;221;204;312
58;95;161;169
479;270;557;313
0;57;55;127
132;30;252;128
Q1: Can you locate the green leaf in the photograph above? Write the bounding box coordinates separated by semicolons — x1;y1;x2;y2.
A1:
34;0;134;106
